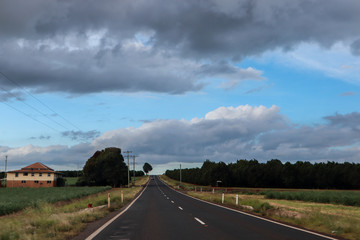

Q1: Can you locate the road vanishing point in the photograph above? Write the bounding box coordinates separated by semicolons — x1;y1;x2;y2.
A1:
87;176;336;240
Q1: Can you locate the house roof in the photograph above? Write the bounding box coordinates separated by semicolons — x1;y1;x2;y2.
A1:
8;162;58;173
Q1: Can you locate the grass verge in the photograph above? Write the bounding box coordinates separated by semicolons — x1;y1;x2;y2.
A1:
0;176;149;240
160;175;360;240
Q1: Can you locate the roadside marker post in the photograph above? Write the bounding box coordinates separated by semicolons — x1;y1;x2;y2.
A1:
121;191;124;203
212;188;214;194
236;194;238;205
222;193;224;204
108;193;111;208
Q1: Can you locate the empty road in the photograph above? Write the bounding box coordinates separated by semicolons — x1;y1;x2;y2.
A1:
90;176;336;240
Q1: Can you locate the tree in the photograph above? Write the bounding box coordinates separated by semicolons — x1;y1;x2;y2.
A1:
78;147;128;187
143;162;153;175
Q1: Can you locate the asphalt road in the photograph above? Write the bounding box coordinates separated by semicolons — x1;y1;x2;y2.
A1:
90;176;336;240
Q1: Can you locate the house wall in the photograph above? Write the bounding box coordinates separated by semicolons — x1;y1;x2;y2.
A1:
6;172;58;188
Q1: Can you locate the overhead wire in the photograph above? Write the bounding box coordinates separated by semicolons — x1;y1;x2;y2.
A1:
0;71;81;132
0;100;60;133
0;86;69;131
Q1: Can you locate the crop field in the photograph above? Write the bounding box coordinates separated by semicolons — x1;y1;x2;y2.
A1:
265;190;360;207
0;186;111;215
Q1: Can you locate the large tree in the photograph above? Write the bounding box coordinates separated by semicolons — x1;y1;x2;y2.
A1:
143;162;153;175
78;147;128;187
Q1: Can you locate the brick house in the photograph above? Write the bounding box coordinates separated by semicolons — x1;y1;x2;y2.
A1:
6;162;61;188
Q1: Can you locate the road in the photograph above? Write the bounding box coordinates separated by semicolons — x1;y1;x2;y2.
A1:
90;176;336;240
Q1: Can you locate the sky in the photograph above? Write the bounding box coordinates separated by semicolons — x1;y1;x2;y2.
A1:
0;0;360;174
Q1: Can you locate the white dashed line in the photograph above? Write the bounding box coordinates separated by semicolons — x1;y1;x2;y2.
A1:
194;217;206;225
171;201;174;203
178;207;183;210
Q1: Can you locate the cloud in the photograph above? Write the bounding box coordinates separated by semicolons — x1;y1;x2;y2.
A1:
29;135;51;140
0;90;25;102
341;91;356;96
350;38;360;55
1;105;360;171
1;0;359;94
62;130;100;141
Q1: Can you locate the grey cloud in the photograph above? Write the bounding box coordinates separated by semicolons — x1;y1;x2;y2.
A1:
62;130;100;141
350;39;360;55
29;135;51;140
324;112;360;130
0;90;25;102
1;107;360;169
0;0;359;94
93;107;360;164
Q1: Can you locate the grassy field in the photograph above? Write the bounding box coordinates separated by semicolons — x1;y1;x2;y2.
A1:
0;186;111;215
160;175;360;240
265;190;360;206
0;176;149;240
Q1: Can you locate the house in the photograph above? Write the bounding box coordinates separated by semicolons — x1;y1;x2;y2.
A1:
6;162;61;188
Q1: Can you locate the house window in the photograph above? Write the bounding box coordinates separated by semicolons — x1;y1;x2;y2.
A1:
48;173;51;177
31;173;35;176
34;181;39;183
15;173;18;177
21;180;26;183
39;173;42;177
23;173;28;176
47;181;51;184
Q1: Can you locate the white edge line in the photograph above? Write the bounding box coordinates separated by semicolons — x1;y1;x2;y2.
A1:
178;206;183;210
158;177;337;240
85;182;149;240
194;217;206;225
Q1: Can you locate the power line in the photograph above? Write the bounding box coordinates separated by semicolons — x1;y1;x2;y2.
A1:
1;100;60;132
0;71;81;131
0;86;70;131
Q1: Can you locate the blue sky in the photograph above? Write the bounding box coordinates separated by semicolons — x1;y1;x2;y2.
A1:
1;0;360;174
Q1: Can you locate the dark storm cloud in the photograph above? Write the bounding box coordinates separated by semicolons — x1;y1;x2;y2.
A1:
0;0;359;94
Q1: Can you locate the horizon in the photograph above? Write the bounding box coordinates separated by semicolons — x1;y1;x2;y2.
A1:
1;0;359;174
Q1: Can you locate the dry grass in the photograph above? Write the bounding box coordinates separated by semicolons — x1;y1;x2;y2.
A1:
160;175;360;240
0;176;149;240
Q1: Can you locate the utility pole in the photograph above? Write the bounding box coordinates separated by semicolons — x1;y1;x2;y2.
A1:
180;164;182;187
4;156;8;187
123;150;132;188
132;155;138;186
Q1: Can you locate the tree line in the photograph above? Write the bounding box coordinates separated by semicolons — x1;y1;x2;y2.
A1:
165;159;360;189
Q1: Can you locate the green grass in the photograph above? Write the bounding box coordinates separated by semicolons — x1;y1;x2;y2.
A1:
0;176;149;240
0;186;111;215
65;177;79;186
265;190;360;206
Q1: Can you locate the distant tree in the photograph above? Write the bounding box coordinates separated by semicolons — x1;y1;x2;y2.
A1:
143;162;153;175
135;170;145;177
56;177;66;187
77;147;128;187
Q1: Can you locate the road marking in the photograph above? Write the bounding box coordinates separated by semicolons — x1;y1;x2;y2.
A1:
85;180;150;240
159;177;337;240
194;217;206;225
171;200;174;203
167;197;169;199
178;206;183;210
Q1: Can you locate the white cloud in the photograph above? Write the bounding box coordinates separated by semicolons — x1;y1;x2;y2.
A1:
1;106;360;171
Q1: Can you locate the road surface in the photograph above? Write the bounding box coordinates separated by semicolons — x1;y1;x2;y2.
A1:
90;176;336;240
